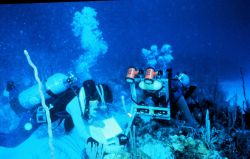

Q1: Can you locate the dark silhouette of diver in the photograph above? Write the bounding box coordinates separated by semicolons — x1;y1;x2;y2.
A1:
0;75;114;148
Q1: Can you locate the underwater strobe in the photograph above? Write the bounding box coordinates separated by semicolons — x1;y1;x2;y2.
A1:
125;67;162;84
125;67;139;83
144;67;159;84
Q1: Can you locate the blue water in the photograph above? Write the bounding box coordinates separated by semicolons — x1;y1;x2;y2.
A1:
0;0;250;158
0;1;249;87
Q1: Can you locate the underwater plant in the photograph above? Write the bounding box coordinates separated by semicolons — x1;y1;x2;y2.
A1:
141;44;173;68
24;50;55;159
72;7;108;81
204;109;211;149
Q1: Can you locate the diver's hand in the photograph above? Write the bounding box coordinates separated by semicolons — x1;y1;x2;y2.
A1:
87;137;99;147
85;137;104;159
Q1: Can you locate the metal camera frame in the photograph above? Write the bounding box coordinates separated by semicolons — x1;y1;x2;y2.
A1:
129;77;171;121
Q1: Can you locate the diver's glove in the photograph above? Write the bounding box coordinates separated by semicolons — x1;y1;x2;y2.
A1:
87;137;99;147
117;134;129;145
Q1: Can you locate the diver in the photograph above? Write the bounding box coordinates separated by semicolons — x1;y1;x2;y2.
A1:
126;67;198;128
170;71;199;127
0;74;128;154
0;73;79;147
66;79;129;156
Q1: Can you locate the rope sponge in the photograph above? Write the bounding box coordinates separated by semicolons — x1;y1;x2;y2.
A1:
24;49;55;159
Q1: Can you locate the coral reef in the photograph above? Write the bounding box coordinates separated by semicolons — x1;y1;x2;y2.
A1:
127;119;228;159
141;44;173;68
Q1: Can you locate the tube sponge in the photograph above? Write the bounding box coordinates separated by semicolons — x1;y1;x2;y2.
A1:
24;50;55;159
72;7;108;81
141;44;173;68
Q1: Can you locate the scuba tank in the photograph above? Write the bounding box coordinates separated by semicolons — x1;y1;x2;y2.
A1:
18;73;76;109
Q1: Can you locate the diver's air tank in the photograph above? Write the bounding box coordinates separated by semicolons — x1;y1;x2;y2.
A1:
18;73;70;109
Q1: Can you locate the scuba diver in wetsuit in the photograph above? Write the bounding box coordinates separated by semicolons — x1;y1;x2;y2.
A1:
0;72;126;149
66;79;128;156
0;73;78;147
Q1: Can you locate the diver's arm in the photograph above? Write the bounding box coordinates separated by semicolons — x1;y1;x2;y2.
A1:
66;96;90;142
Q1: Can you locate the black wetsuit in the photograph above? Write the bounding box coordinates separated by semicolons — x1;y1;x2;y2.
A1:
0;86;78;148
0;80;113;148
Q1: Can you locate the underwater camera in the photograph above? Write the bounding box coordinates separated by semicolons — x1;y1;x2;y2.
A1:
125;67;140;83
125;67;171;120
144;67;158;84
